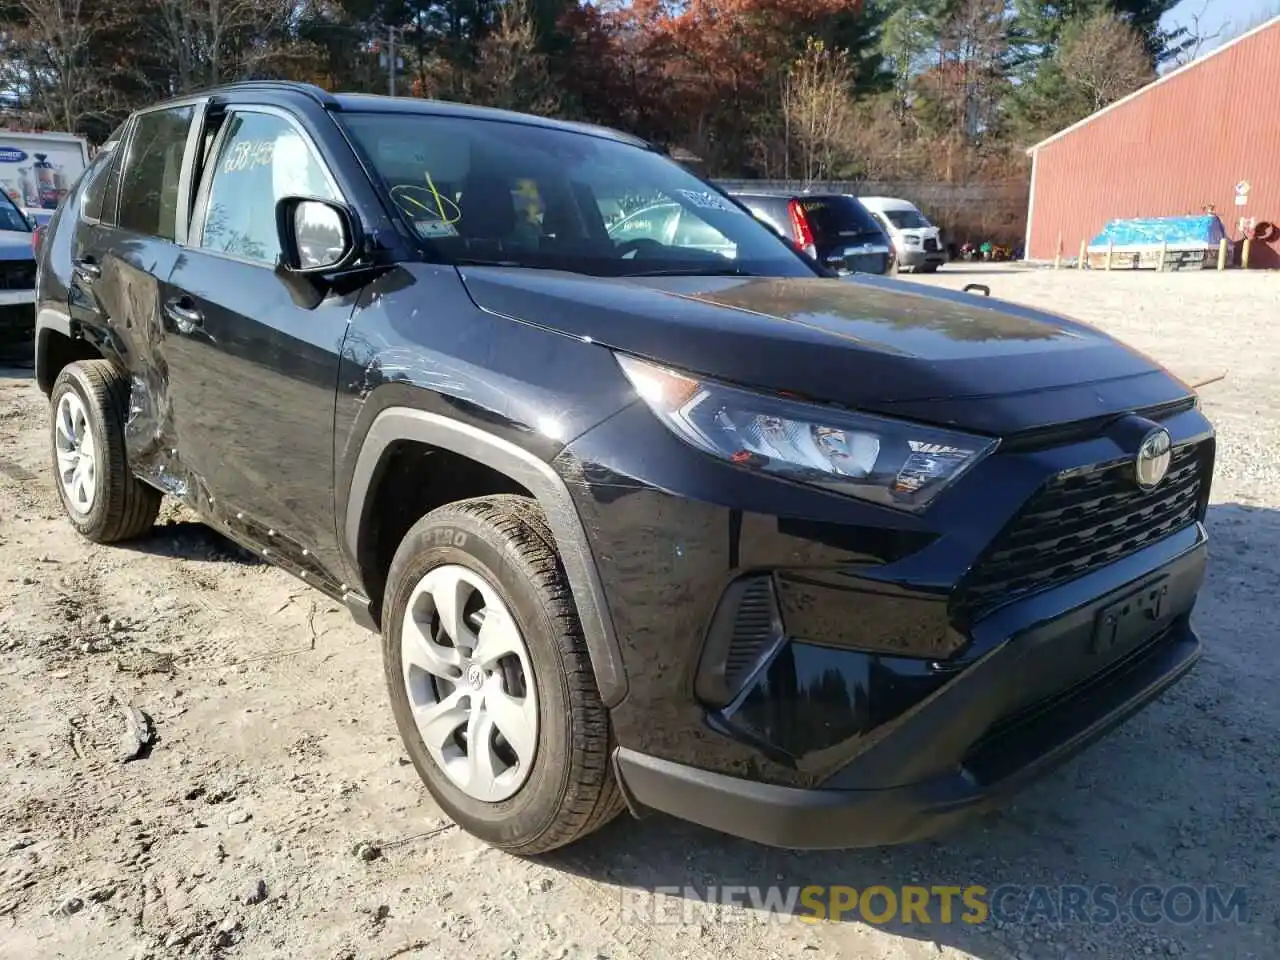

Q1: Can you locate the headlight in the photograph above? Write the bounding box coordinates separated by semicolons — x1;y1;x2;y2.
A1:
617;355;997;512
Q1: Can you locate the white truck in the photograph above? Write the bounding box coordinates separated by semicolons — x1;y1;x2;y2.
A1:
0;130;91;226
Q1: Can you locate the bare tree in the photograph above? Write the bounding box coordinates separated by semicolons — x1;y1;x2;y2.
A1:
936;0;1007;139
148;0;301;94
1057;11;1155;113
0;0;127;132
1170;0;1228;67
781;37;856;182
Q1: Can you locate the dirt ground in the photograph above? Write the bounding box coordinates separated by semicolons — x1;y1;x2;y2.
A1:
2;264;1278;960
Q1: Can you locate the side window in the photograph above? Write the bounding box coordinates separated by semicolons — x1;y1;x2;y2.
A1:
198;111;337;265
80;143;123;224
117;106;195;240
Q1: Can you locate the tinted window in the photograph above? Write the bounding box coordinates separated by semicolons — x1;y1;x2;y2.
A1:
198;111;337;265
340;112;813;278
117;106;194;240
0;190;29;232
798;196;884;243
80;143;122;223
883;208;931;229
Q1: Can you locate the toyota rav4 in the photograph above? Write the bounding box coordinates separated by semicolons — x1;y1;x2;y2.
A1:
34;82;1214;853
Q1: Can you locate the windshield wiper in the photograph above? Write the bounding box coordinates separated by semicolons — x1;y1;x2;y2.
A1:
623;266;757;278
452;257;525;267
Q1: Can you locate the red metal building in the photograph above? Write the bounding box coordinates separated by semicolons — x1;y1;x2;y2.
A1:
1024;15;1280;268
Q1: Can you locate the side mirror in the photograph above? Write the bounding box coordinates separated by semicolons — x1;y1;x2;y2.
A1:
275;196;362;274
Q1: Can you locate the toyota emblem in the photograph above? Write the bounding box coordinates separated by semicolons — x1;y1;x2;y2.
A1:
1135;428;1172;491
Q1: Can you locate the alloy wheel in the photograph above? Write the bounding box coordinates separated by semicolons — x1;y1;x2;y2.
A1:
54;391;97;515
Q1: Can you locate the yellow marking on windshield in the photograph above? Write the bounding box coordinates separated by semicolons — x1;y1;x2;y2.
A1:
425;171;460;224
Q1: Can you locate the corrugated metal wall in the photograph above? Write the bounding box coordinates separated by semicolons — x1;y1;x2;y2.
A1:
1027;20;1280;267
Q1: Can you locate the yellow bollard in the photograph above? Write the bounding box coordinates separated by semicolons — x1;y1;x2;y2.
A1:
1106;240;1114;271
1158;241;1167;272
1218;237;1228;271
1078;239;1086;270
1243;237;1253;270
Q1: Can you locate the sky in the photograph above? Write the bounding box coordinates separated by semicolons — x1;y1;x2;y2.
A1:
1161;0;1279;55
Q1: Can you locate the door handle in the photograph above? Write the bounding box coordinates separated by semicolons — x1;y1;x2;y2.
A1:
164;297;204;333
72;257;101;280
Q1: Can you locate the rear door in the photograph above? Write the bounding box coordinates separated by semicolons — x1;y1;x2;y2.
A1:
81;104;200;481
160;104;360;581
63;124;130;334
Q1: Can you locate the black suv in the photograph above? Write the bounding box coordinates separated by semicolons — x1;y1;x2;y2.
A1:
35;83;1214;853
728;190;895;276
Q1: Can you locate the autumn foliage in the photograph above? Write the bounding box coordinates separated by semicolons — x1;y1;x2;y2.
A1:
560;0;864;169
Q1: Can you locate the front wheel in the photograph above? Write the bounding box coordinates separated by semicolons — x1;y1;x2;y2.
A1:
49;360;161;543
382;495;623;854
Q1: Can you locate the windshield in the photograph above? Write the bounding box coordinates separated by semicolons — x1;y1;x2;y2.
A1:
883;208;932;230
0;190;30;232
340;113;815;278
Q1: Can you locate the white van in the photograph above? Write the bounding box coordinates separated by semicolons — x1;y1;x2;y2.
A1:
855;196;946;273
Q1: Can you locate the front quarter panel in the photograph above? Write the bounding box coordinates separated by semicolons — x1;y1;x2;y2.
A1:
333;262;636;582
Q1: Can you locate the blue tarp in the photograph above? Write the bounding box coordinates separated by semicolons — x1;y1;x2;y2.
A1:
1088;215;1227;250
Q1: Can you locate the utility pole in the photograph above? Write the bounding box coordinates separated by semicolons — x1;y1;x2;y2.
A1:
388;25;397;97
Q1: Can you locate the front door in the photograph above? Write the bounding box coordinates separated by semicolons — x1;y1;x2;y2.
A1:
161;106;359;581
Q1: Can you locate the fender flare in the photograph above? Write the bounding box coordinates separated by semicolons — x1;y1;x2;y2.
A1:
344;407;627;707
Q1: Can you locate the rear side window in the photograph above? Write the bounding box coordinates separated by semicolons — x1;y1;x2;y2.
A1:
80;143;124;224
799;196;884;242
117;105;195;241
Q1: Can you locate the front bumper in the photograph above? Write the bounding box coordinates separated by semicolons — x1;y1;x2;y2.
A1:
0;289;35;359
615;610;1200;848
897;246;946;268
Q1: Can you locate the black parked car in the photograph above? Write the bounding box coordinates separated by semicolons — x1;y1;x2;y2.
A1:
35;82;1214;853
0;188;38;361
728;189;895;275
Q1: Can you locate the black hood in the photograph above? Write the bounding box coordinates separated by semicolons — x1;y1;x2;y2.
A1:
457;267;1193;435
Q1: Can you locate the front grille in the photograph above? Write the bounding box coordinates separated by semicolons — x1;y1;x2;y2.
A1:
924;237;939;252
954;442;1207;621
0;260;36;290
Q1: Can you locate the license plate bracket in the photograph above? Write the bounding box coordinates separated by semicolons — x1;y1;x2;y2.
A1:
1092;577;1170;656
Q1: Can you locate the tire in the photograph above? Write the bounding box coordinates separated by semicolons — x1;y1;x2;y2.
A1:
919;263;940;274
382;494;623;854
49;360;161;543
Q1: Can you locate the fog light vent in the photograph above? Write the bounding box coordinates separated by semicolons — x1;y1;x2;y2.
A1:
696;575;786;708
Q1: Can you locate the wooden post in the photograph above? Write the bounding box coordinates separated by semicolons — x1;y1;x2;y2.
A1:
1218;237;1228;271
1078;239;1086;269
1243;237;1253;270
1158;241;1167;272
1106;240;1114;271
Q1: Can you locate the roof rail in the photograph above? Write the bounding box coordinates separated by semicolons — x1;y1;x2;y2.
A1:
207;80;338;108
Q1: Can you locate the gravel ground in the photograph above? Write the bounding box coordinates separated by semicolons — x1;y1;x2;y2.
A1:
1;264;1277;960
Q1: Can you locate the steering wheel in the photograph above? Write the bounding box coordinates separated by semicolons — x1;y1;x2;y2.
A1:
389;183;460;226
614;237;666;260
